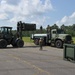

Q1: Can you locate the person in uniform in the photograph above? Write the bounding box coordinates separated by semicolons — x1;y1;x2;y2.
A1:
39;38;43;50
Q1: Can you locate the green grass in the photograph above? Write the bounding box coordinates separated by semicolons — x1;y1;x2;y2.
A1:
22;37;33;43
22;37;75;44
72;37;75;44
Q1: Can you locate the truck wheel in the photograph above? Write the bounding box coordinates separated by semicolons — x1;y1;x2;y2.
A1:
34;39;39;45
0;39;7;48
55;40;63;48
11;39;17;47
16;39;24;47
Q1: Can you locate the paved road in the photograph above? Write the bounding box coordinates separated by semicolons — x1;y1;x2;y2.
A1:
0;45;75;75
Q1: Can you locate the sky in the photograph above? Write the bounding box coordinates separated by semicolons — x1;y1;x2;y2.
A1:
0;0;75;29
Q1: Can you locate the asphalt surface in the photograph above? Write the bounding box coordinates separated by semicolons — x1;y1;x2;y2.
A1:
0;44;75;75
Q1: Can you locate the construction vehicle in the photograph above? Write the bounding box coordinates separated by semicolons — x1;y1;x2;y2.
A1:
0;26;24;48
31;26;72;48
0;21;36;48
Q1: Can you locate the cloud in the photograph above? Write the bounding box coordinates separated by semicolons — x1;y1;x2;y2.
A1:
0;13;8;20
31;16;47;28
0;0;53;27
0;0;16;12
56;12;75;26
6;0;20;5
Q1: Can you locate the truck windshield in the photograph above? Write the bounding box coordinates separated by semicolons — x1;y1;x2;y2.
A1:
57;29;65;34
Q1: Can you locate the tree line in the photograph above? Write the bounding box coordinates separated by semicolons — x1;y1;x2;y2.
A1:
13;24;75;37
51;24;75;37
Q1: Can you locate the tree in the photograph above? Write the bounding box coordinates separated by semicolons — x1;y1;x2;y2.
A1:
60;24;66;33
46;25;51;32
40;26;43;30
51;24;58;29
40;26;43;33
72;24;75;31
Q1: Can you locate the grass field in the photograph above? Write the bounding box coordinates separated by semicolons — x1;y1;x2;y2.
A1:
22;37;33;43
23;37;75;44
72;37;75;44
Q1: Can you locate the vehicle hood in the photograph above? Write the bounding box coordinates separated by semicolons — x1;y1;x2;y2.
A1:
56;34;71;39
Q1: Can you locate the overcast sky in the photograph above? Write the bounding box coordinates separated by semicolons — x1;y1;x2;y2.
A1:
0;0;75;29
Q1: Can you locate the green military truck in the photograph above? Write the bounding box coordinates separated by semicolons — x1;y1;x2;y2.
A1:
31;28;72;48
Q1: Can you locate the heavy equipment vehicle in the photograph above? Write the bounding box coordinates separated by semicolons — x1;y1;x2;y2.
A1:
0;26;24;48
31;25;72;48
0;21;36;48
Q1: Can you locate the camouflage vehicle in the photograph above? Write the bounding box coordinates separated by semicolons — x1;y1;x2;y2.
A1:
49;29;72;48
31;28;72;48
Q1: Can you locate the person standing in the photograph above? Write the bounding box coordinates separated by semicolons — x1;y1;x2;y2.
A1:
39;38;43;50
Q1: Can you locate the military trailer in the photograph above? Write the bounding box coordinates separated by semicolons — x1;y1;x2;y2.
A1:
31;28;72;48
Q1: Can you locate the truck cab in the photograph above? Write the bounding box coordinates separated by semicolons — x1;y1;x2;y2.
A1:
0;26;13;42
0;26;12;33
50;29;72;48
51;29;64;38
31;28;72;48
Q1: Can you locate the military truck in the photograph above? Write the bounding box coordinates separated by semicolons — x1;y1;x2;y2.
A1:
31;34;47;45
0;21;36;48
31;28;72;48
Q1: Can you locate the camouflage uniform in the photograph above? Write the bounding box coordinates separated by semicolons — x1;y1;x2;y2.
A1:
39;38;43;50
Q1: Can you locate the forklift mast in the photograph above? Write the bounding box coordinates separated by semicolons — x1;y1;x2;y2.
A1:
17;21;36;39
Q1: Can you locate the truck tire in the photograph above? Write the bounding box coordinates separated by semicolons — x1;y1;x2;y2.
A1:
0;39;7;48
16;39;24;47
55;40;63;48
11;39;17;47
34;39;39;45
